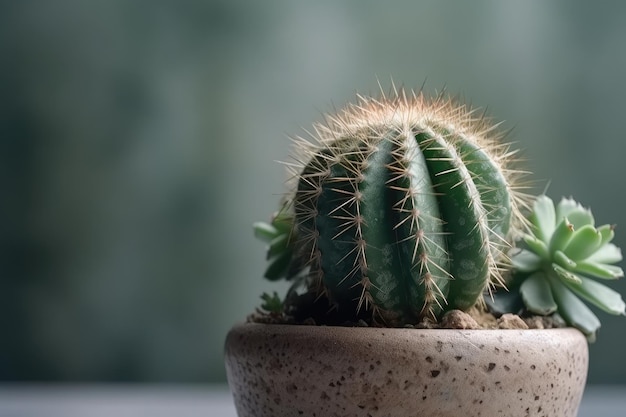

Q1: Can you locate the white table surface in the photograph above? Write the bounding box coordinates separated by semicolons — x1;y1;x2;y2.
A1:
0;384;623;416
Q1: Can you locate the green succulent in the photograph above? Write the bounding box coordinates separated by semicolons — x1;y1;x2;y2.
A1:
253;203;294;282
259;292;284;314
509;194;625;340
254;90;527;325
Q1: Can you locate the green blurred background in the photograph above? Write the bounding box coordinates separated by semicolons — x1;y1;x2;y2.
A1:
1;0;625;384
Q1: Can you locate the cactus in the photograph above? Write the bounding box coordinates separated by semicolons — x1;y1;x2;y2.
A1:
255;89;528;325
506;195;625;340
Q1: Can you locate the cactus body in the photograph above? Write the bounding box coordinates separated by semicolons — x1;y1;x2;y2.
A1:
264;91;525;324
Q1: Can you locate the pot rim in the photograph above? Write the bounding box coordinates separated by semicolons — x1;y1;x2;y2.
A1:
229;321;585;335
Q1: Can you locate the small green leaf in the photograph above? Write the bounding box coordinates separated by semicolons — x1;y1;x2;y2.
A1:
260;291;284;313
530;195;556;243
267;234;290;259
555;197;579;222
586;243;622;264
271;209;294;235
573;261;624;280
520;272;558;315
549;218;575;254
511;249;542;272
523;234;550;260
563;276;626;316
556;197;595;229
597;224;615;246
549;274;601;340
567;209;595;229
264;250;292;281
484;290;524;315
563;225;602;261
254;222;279;243
553;250;577;270
553;264;582;285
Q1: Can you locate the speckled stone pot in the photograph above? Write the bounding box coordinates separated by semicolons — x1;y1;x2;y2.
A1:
224;323;588;417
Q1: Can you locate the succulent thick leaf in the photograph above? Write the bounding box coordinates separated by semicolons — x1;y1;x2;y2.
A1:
549;274;601;340
511;249;542;272
556;197;595;229
254;222;280;243
586;243;622;264
267;234;290;259
523;234;550;260
273;210;295;234
574;260;624;280
563;224;602;261
530;195;556;243
554;197;579;222
597;224;615;246
264;250;292;281
520;271;557;315
549;218;574;254
566;209;595;230
484;290;524;316
552;264;582;285
563;276;626;316
553;250;576;270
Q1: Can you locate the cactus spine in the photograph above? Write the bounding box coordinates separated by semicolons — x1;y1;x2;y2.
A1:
280;90;526;324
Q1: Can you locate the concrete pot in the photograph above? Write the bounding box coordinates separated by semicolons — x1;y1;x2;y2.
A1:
224;323;588;417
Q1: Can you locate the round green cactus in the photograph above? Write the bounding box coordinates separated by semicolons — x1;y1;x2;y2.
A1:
256;90;527;325
510;195;625;340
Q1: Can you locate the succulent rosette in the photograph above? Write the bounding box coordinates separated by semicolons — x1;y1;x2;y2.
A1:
510;195;625;339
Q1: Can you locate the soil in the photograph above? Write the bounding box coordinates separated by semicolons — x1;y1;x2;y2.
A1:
248;302;566;331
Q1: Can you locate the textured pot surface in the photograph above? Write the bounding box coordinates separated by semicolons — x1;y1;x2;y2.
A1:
224;323;588;417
